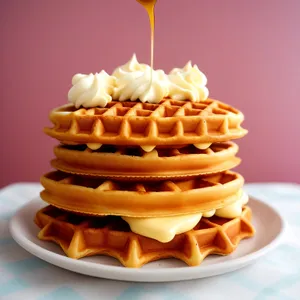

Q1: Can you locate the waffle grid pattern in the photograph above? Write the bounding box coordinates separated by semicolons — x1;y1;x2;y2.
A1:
40;171;244;217
35;205;255;268
45;99;247;145
42;170;241;193
51;142;241;179
56;141;237;157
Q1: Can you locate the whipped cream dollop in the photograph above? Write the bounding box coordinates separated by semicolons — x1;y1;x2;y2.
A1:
67;54;209;107
113;54;169;103
112;53;147;77
168;61;209;102
68;71;115;108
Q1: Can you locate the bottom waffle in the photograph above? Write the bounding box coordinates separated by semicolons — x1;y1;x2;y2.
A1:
34;205;255;268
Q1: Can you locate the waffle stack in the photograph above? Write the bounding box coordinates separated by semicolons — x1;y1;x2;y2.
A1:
36;98;255;268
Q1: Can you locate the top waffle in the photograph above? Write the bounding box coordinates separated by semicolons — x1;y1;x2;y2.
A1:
44;98;247;146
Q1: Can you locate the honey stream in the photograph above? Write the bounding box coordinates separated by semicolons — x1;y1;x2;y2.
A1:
136;0;157;69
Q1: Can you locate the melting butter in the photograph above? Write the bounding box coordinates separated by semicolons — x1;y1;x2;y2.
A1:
86;143;102;150
122;190;248;243
141;145;156;152
215;190;248;218
202;209;216;218
123;213;202;243
194;143;212;150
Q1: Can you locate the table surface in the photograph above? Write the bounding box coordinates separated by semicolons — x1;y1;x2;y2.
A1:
1;182;300;300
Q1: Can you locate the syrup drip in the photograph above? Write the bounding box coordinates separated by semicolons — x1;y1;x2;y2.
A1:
136;0;157;70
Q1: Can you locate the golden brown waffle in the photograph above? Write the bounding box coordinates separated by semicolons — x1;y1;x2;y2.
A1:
44;99;247;146
40;170;244;217
35;205;255;268
51;142;240;179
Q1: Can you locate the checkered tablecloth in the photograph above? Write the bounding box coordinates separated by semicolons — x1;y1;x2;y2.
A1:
1;182;300;300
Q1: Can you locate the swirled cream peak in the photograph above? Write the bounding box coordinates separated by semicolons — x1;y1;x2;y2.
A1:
68;54;209;108
112;53;147;78
112;55;169;103
168;61;209;102
68;71;115;108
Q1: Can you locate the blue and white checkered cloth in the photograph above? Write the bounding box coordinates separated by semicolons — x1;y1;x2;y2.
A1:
1;183;300;300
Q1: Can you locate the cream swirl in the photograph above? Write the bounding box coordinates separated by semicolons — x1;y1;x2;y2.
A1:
168;61;209;102
112;53;147;78
68;71;115;108
68;55;210;107
113;59;169;103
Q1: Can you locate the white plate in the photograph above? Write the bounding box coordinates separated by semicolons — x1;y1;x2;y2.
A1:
9;197;285;282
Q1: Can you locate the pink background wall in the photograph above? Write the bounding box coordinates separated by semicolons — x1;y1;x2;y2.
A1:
1;0;300;187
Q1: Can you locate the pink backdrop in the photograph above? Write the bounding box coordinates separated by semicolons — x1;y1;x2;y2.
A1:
1;0;300;187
